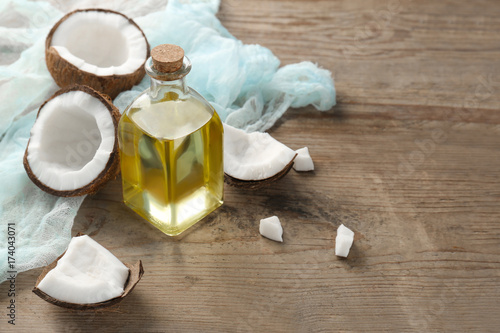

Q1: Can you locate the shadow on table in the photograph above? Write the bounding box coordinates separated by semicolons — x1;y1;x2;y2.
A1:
49;290;166;332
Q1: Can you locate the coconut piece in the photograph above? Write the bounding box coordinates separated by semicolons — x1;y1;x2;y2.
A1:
223;123;297;189
335;224;354;257
259;216;284;242
293;147;314;171
33;234;144;310
23;85;120;197
46;8;150;99
36;235;129;304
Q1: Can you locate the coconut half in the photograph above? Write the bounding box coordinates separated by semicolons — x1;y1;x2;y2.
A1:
33;234;144;310
24;85;120;197
223;123;297;189
46;9;150;99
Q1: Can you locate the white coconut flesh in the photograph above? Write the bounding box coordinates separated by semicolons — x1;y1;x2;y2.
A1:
259;216;284;242
335;224;354;258
51;11;148;76
293;147;314;171
37;235;129;304
27;91;115;191
223;123;296;180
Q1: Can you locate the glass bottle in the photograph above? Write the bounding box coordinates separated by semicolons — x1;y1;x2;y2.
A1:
118;44;224;236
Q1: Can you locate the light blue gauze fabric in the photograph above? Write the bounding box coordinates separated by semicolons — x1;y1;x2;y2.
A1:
0;0;335;283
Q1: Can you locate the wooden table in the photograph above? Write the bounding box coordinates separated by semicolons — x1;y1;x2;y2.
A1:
4;0;500;331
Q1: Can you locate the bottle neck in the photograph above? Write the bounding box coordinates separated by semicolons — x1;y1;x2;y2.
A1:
149;77;188;99
145;55;192;99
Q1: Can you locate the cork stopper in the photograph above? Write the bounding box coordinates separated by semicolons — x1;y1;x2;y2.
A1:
151;44;184;73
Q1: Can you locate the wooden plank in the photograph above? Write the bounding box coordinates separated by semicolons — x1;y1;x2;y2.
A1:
219;0;500;110
2;0;500;332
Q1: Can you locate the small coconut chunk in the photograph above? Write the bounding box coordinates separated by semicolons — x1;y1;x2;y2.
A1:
335;224;354;257
293;147;314;171
259;216;284;242
224;123;296;181
37;235;129;304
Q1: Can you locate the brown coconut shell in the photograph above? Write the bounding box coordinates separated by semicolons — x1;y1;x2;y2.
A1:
224;154;297;190
46;8;150;99
33;234;144;311
23;84;121;197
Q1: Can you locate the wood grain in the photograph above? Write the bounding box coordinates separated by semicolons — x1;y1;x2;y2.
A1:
2;0;500;332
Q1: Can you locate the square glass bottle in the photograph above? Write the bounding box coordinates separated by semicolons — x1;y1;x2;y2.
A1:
118;44;224;236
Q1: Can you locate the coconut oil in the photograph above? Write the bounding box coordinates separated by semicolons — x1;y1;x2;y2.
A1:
118;44;223;236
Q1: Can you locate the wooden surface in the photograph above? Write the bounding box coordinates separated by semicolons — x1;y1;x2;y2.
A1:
3;0;500;332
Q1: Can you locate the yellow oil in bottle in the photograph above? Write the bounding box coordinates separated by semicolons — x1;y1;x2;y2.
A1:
118;91;224;236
